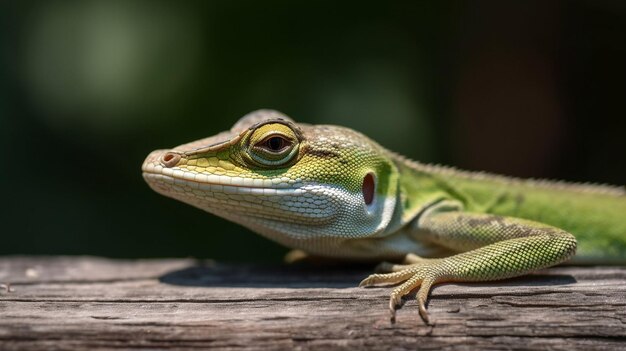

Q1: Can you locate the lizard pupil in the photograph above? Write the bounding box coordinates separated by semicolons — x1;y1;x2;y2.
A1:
267;137;285;151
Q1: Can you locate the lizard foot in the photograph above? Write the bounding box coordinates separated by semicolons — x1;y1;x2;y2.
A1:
360;259;443;324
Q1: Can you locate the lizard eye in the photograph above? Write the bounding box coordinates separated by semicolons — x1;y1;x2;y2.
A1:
247;123;300;167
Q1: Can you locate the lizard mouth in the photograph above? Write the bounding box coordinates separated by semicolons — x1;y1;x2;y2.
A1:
143;172;303;196
141;149;301;194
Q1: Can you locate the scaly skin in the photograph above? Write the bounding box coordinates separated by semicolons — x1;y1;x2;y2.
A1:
142;110;626;323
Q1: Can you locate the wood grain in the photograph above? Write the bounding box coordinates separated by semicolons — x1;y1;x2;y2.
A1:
0;256;624;350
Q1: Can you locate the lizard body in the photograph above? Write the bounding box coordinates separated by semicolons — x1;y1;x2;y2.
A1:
142;110;626;323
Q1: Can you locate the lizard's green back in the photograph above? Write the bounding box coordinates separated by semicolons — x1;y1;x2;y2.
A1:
403;162;626;263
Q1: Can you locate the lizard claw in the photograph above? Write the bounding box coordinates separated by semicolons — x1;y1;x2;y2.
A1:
418;298;430;324
359;276;375;287
389;305;397;323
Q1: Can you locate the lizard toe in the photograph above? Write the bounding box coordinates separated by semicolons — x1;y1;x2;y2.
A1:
359;269;417;287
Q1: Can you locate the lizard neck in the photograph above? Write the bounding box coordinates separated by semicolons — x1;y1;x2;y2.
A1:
389;153;464;227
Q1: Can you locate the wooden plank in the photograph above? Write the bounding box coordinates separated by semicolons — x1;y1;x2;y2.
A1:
0;256;625;350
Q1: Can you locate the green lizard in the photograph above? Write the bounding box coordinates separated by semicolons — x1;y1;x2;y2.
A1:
142;109;626;323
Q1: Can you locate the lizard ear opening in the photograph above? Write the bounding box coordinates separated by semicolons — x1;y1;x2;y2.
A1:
362;172;375;206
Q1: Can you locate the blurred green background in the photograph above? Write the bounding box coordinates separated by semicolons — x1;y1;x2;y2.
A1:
1;1;624;261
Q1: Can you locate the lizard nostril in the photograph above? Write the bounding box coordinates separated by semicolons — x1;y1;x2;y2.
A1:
161;152;181;168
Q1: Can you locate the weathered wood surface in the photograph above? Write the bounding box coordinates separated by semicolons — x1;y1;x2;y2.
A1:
0;256;625;350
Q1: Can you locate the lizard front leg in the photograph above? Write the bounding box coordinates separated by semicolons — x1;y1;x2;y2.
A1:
360;202;577;324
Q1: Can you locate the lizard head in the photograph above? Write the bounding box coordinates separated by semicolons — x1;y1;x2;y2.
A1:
142;110;401;254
